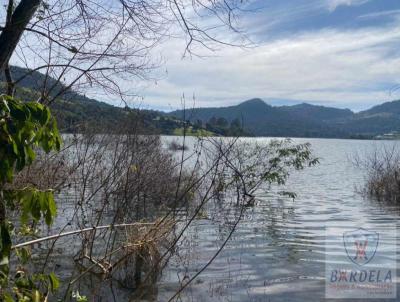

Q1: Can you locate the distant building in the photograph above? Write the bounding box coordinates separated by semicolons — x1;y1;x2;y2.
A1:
375;131;400;140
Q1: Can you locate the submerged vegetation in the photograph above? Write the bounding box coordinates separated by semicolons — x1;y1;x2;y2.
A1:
0;96;318;300
355;145;400;203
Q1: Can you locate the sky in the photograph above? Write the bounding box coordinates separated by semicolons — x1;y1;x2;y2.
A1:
133;0;400;112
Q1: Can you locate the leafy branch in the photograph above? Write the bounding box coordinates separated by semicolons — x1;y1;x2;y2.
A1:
0;95;61;302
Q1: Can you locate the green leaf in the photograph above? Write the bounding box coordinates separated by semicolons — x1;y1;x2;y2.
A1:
31;191;42;222
24;146;36;163
48;272;59;292
11;140;18;156
32;289;41;302
20;190;33;224
9;103;28;121
16;247;31;264
3;292;14;302
46;192;57;225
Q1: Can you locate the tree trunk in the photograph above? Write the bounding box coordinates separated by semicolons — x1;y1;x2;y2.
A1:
0;190;5;224
4;65;14;96
0;0;42;71
134;253;143;288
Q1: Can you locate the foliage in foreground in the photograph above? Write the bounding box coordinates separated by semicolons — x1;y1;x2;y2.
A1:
0;95;61;301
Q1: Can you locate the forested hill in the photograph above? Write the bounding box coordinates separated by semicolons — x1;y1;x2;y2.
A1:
3;66;400;138
0;66;197;135
169;98;400;138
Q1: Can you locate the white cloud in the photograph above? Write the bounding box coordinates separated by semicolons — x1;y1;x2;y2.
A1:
139;22;400;111
358;9;400;20
327;0;370;12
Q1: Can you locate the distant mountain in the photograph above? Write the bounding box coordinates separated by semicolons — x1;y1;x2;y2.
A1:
331;100;400;136
279;103;353;122
170;99;351;137
169;98;400;138
4;66;400;138
359;100;400;116
0;66;201;135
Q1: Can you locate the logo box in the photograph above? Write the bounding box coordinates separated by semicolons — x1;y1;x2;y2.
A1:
325;225;397;299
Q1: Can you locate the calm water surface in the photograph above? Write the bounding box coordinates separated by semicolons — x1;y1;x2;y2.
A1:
157;137;400;302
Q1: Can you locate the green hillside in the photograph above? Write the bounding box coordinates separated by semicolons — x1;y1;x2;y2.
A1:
0;66;207;135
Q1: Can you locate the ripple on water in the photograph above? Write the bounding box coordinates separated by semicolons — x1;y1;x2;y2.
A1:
158;138;400;302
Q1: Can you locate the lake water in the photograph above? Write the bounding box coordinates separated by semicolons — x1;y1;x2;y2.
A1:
40;137;400;301
156;137;400;302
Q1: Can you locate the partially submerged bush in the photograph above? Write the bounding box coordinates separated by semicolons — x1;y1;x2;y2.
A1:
6;125;318;301
355;144;400;203
204;138;319;204
113;218;175;289
168;140;188;151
